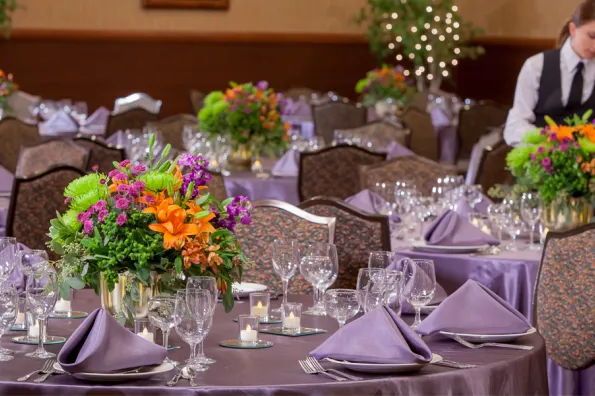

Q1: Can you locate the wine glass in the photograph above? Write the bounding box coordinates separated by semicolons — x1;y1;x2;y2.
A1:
402;259;436;329
25;269;58;358
501;201;524;251
0;237;17;283
521;193;543;251
368;251;397;269
0;282;17;360
18;250;49;277
384;270;404;315
299;243;337;316
487;204;506;242
356;268;387;313
175;289;212;373
323;289;360;328
147;296;178;364
271;239;299;315
186;276;217;365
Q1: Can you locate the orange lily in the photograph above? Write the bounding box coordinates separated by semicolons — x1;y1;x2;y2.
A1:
149;207;199;249
186;201;217;234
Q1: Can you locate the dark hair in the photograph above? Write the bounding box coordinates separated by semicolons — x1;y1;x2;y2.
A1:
559;0;595;47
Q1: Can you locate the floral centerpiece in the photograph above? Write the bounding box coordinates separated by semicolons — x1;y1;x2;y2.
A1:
355;64;415;115
48;135;253;319
0;70;18;113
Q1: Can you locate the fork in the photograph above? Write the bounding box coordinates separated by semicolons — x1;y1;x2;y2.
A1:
453;335;534;350
298;359;345;381
307;357;362;381
34;365;58;383
18;359;55;382
434;359;477;369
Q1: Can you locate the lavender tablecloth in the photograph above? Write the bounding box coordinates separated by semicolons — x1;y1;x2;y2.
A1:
0;291;547;395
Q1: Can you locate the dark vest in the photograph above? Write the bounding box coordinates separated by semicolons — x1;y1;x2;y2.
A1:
533;49;595;127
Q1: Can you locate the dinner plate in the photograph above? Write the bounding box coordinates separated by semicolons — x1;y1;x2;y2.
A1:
54;362;174;382
439;327;537;343
420;304;440;314
231;282;268;298
324;354;442;374
411;241;489;254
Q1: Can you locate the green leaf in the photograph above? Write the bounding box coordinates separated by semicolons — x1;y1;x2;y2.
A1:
81;238;94;248
222;282;234;313
103;235;110;247
137;266;150;283
195;194;210;206
59;282;71;300
51;241;64;255
194;210;212;219
64;276;85;290
221;197;234;207
174;256;182;274
129;282;140;302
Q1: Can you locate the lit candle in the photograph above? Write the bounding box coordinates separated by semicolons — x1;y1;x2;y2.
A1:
137;327;155;343
54;298;72;313
240;324;258;342
481;225;492;235
15;313;25;325
28;320;40;338
282;312;300;329
251;301;268;318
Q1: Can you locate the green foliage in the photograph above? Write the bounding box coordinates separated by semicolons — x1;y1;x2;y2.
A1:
139;171;176;193
0;0;18;38
354;64;416;106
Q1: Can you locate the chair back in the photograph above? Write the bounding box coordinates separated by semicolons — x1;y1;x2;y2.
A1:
457;101;510;159
283;88;321;102
474;140;514;192
73;136;126;172
401;107;440;161
147;114;198;152
16;139;89;178
335;120;411;147
189;90;205;114
0;117;41;173
105;108;159;138
113;93;162;115
312;101;367;145
206;171;228;202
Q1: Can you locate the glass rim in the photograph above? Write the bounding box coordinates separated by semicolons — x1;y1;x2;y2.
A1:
325;288;357;295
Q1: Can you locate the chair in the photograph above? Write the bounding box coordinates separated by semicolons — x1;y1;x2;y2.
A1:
400;107;440;162
6;166;87;257
6;90;40;122
189;89;205;114
234;200;336;294
105;108;159;139
335;120;411;147
206;171;228;202
147;114;198;152
73;136;125;172
473;140;514;192
533;224;595;370
312;101;367;145
300;197;390;289
299;145;386;202
457;101;510;160
359;156;451;196
16;139;90;178
0;117;42;174
113;93;162;115
283;88;321;102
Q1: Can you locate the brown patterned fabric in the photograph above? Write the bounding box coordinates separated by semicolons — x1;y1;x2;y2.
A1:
336;120;411;147
7;167;86;259
0;117;42;173
359;156;450;196
207;171;228;202
148;114;197;152
234;202;335;295
475;140;514;192
457;101;510;159
16;140;89;178
190;90;205;114
299;145;386;201
401;107;440;162
105;108;159;139
300;199;390;289
312;101;367;145
536;228;595;370
73;137;126;172
283;88;321;101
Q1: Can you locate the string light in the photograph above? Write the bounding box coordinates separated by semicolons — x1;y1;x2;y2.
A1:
396;54;403;61
411;26;418;33
386;23;393;30
427;74;434;80
426;44;432;51
409;53;415;59
424;23;431;29
453;34;459;41
426;6;432;12
431;28;438;34
453;22;460;28
388;43;395;49
427;56;434;63
452;5;458;11
452;59;458;65
421;35;427;41
415;44;422;50
454;48;461;54
446;27;453;33
396;36;403;42
445;18;452;24
434;16;441;22
391;12;398;19
442;70;449;77
446;12;452;18
403;70;410;76
439;61;446;68
439;35;445;41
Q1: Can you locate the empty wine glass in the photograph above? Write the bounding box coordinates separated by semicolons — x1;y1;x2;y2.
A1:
521;193;543;251
299;243;337;316
316;259;338;316
147;296;178;364
501;202;524;251
175;289;212;373
324;289;360;328
186;276;217;365
18;250;49;277
0;237;17;283
25;269;58;358
356;268;387;313
0;282;17;360
271;239;299;315
368;251;398;269
402;259;436;329
487;204;506;242
384;270;404;315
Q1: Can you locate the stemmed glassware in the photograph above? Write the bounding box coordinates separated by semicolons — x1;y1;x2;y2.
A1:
299;243;337;316
384;270;404;315
25;269;58;358
487;204;506;243
323;289;360;328
175;289;212;374
271;239;299;315
402;259;436;329
0;282;17;361
186;276;217;365
501;200;524;251
0;237;17;283
147;296;179;364
520;193;543;251
356;268;387;313
368;251;397;269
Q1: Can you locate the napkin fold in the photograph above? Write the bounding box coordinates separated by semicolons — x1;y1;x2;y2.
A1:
345;189;387;215
454;195;492;217
39;111;79;136
271;149;299;177
310;306;432;364
424;210;499;246
283;98;312;117
385;141;415;160
58;308;166;373
416;280;532;336
80;106;110;135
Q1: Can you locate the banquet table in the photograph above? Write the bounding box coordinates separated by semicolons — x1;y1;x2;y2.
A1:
0;290;548;395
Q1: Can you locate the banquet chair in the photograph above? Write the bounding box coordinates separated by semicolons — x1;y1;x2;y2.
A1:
283;87;321;102
472;140;514;192
0;117;42;174
113;93;162;115
299;145;386;202
457;101;509;160
335;120;411;148
6;90;40;122
147;114;198;152
6;165;87;258
533;224;595;370
359;155;451;196
105;108;159;139
15;139;90;178
300;197;390;289
234;200;335;295
73;136;125;172
400;107;440;162
312;101;367;145
189;89;205;114
206;171;228;202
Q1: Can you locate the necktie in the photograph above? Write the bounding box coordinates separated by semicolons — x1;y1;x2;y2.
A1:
567;62;584;109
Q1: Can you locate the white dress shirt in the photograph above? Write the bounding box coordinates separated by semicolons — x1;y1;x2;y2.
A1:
503;39;595;146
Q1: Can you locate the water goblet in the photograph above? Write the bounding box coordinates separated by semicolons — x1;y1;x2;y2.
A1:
402;259;436;329
384;270;404;315
368;251;398;269
323;289;360;328
271;239;299;315
147;296;178;364
175;289;211;373
0;237;17;283
356;268;387;313
0;282;17;360
25;269;58;359
299;243;337;316
521;192;543;251
186;277;217;364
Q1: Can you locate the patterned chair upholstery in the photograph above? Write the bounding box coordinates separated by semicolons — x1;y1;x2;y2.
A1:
6;166;86;259
207;171;228;202
234;200;336;295
0;117;42;173
359;156;450;196
299;145;386;201
473;140;514;192
401;107;440;162
147;114;198;152
457;101;509;160
335;120;411;147
534;225;595;370
299;197;390;289
16;140;90;178
105;108;159;139
312;101;367;145
73;136;126;172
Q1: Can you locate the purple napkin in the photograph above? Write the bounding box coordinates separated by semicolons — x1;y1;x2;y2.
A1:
424;210;499;246
310;306;432;364
283;98;312;117
345;189;387;214
58;308;167;373
385;141;415;160
416;280;532;336
0;165;14;194
271;149;299;177
80;106;109;135
39;111;79;136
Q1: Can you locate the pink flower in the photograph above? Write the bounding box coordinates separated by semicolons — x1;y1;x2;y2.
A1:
131;165;146;175
97;209;109;223
100;178;106;185
116;213;127;226
64;197;72;204
92;165;99;172
530;153;537;161
108;170;127;182
77;211;90;223
537;146;545;154
83;220;94;234
94;200;107;211
116;184;129;193
144;195;155;205
118;160;131;168
116;198;130;210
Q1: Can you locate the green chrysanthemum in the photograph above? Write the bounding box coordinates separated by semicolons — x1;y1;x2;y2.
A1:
139;171;176;192
204;91;224;107
70;190;107;213
198;106;212;122
211;100;230;116
62;209;81;231
578;137;595;153
521;129;546;145
506;145;536;175
64;174;108;198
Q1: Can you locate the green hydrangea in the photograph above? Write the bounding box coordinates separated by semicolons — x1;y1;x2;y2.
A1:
204;91;224;106
62;209;81;231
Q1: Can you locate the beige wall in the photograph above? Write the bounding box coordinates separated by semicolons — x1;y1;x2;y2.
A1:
11;0;579;38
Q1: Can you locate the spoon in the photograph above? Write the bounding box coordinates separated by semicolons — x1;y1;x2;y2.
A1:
182;366;198;387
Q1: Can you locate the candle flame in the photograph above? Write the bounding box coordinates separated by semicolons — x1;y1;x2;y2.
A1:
289;312;295;318
142;327;148;335
246;324;252;331
257;301;263;308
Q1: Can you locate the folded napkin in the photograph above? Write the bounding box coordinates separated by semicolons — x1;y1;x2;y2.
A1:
429;106;452;129
39;111;79;136
310;305;432;364
271;149;299;177
425;210;499;246
345;189;387;215
416;280;532;336
385;141;415;160
58;308;166;373
80;106;109;135
283;98;312;117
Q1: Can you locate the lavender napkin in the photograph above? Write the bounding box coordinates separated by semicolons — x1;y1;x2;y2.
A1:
345;189;387;214
39;111;79;136
283;98;312;117
424;210;499;246
416;280;532;335
80;106;110;135
58;308;166;373
385;141;415;160
310;306;432;364
271;149;299;177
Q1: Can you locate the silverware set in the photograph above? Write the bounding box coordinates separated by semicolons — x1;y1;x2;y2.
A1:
453;335;534;351
17;358;63;383
299;357;363;381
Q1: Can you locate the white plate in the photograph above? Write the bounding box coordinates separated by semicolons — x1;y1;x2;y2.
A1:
231;282;268;298
439;327;537;343
421;304;440;314
411;241;489;254
54;362;174;382
325;354;442;374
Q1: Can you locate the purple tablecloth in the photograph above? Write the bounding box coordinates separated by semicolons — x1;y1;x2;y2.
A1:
0;291;547;395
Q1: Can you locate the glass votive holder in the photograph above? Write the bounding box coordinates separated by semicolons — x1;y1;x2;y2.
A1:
134;318;155;343
26;312;41;341
468;213;493;235
238;314;259;346
249;293;270;321
13;297;26;330
282;302;302;335
53;294;73;315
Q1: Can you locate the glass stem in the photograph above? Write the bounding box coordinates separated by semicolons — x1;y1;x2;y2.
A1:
162;328;170;350
338;320;345;328
38;318;46;353
199;341;205;358
413;307;422;327
189;343;197;361
529;224;535;245
312;287;319;307
282;279;289;306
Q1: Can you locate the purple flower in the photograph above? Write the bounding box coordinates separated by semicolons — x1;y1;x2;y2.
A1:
97;209;109;223
243;107;251;114
116;198;130;210
178;153;213;199
83;220;94;234
560;143;569;152
229;105;237;112
132;180;146;191
541;157;552;167
116;184;130;193
95;200;107;210
77;211;90;223
540;128;548;136
144;195;155;205
131;165;146;175
64;196;72;204
116;213;127;226
118;160;131;168
92;165;99;172
530;153;537;161
537;146;545;154
108;170;128;182
256;80;269;91
100;178;106;185
549;132;558;141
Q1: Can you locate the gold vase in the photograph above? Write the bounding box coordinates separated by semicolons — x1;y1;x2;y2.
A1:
541;197;593;233
227;144;252;171
99;272;158;319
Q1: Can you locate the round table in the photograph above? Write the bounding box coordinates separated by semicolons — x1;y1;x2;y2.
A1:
0;291;548;395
